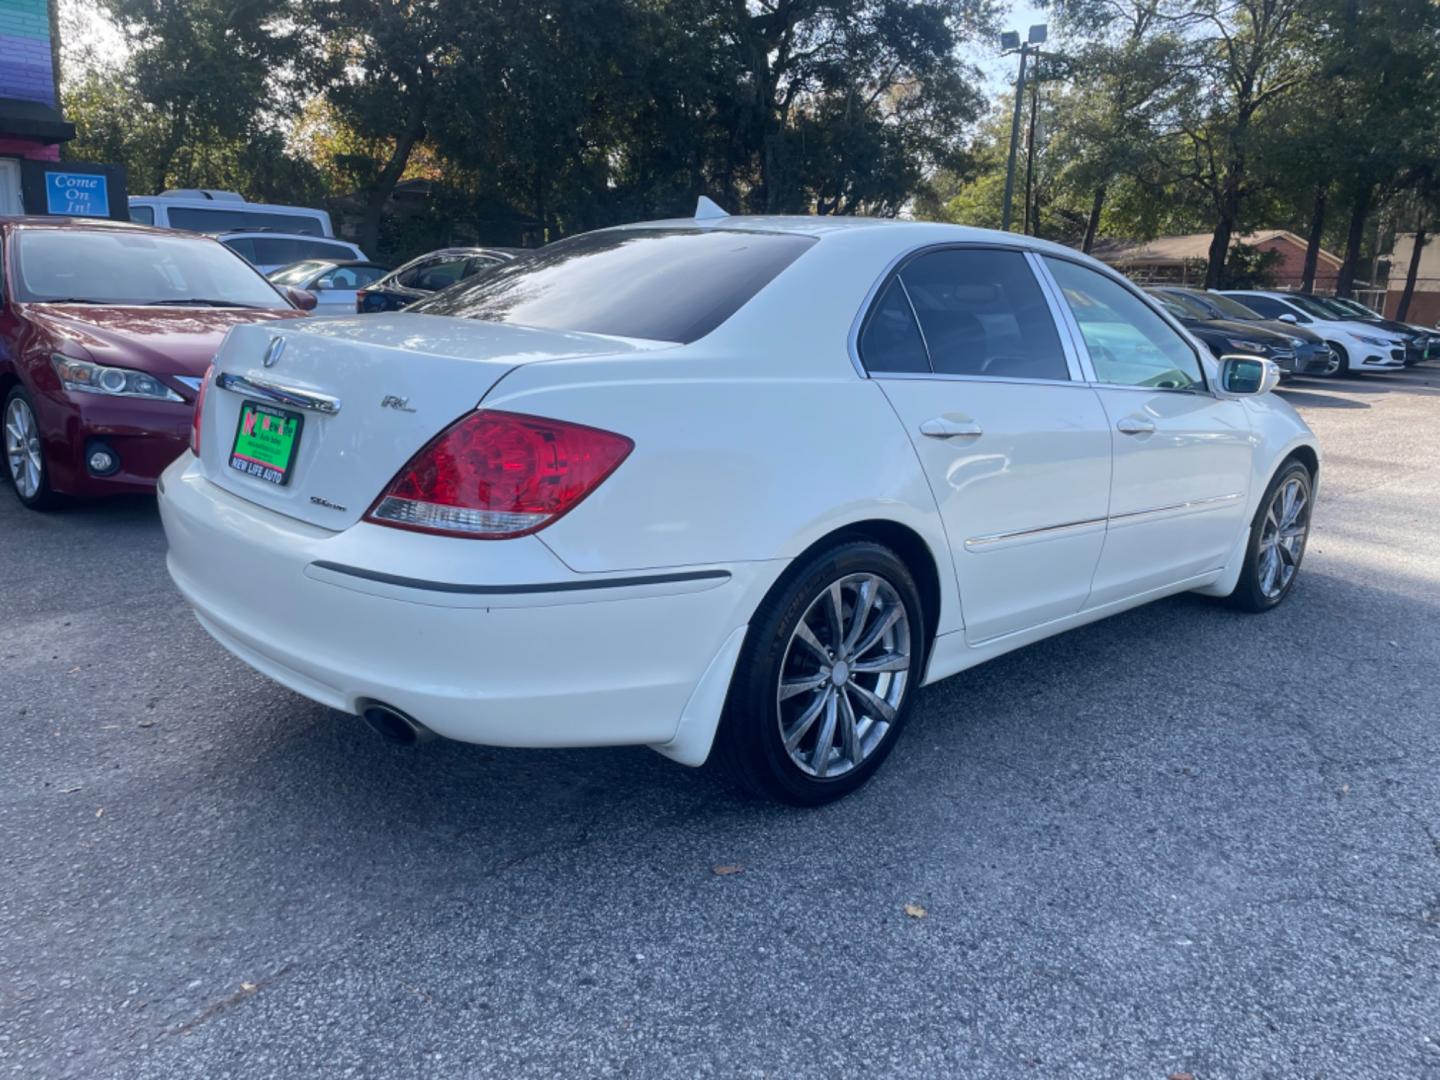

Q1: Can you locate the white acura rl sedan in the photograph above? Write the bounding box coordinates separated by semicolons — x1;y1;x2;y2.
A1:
158;206;1319;804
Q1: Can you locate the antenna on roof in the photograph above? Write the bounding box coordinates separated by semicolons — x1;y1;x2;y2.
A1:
694;196;728;221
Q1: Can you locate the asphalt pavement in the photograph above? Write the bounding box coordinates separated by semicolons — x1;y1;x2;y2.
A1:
2;366;1439;1079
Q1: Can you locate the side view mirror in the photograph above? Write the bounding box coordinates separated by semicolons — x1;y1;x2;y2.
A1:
1276;313;1298;325
286;286;318;312
1218;354;1280;397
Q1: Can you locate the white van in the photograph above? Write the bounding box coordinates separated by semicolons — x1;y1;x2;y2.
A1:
128;190;335;238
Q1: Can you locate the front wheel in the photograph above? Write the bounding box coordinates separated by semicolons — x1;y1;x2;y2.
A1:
1326;343;1349;376
1228;461;1313;612
3;387;60;510
714;540;926;805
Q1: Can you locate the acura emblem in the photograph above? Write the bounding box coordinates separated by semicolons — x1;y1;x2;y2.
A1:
262;336;286;368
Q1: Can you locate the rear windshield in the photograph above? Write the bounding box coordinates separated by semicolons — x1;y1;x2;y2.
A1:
167;207;326;236
12;228;287;308
224;236;355;266
412;228;816;343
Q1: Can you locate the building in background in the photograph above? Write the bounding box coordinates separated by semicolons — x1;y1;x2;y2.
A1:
1384;233;1440;326
0;0;126;218
1091;230;1345;293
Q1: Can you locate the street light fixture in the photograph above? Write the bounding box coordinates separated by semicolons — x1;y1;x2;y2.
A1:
1001;23;1047;233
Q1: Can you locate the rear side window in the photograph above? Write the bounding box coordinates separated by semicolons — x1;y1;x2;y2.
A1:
859;247;1068;380
858;279;929;372
1231;294;1304;322
414;228;816;344
128;205;154;225
167;208;325;236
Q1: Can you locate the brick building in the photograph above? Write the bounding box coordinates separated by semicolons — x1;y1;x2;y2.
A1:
1384;232;1440;327
0;0;126;218
1090;230;1345;292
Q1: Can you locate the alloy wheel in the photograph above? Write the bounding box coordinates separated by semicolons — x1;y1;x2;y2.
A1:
3;397;43;500
1257;476;1309;599
776;572;912;779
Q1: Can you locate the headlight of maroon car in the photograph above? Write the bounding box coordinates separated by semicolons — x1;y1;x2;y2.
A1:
51;354;184;402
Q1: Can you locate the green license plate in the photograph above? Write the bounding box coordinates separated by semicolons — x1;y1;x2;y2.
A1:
229;401;303;486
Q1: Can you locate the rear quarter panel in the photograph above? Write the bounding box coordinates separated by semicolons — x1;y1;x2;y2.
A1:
480;352;963;635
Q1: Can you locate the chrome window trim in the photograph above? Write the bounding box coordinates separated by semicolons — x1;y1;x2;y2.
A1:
1025;250;1090;382
1033;251;1216;396
848;240;1077;385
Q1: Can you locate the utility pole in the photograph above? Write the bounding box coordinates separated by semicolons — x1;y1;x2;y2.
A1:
1001;25;1046;233
1023;47;1041;235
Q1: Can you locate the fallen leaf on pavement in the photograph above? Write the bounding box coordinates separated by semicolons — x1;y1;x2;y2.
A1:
712;864;744;876
903;903;927;919
1168;1072;1195;1080
240;982;257;993
95;808;104;818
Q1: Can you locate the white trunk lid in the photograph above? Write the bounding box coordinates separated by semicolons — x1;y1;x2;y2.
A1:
200;314;660;530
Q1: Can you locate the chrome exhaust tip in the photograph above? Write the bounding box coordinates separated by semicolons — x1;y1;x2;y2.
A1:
360;703;436;745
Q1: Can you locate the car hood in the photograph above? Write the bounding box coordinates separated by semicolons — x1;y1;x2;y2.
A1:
25;304;307;378
1194;318;1293;344
1253;319;1323;344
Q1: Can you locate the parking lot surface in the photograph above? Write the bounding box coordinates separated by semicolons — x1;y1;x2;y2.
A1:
3;366;1439;1079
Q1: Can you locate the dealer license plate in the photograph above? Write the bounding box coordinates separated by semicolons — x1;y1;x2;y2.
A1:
229;401;303;486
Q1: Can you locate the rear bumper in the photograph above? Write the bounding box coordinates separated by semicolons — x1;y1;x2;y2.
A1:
158;455;781;756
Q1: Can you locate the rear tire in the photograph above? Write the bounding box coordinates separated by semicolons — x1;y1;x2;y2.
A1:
3;387;60;511
714;540;926;806
1228;460;1312;613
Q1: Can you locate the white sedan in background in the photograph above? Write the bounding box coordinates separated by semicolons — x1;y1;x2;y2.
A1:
266;260;391;313
159;207;1320;804
1221;289;1408;375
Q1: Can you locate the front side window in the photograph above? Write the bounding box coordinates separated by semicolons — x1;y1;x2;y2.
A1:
1045;257;1205;391
406;256;469;292
414;228;816;343
13;229;284;308
858;247;1068;380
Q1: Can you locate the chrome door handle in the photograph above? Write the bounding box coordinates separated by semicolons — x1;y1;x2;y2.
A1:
1116;417;1155;435
920;417;983;439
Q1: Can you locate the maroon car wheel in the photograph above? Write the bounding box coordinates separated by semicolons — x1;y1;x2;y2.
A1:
3;387;60;510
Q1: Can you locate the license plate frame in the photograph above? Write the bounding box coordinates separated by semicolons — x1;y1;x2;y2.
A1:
229;401;304;486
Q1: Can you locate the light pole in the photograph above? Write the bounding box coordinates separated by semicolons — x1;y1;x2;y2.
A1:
1000;24;1047;233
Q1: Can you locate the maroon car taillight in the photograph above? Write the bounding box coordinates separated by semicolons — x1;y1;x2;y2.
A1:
364;410;633;539
190;364;213;455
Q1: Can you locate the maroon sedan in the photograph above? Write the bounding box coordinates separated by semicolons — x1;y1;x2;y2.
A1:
1;217;312;509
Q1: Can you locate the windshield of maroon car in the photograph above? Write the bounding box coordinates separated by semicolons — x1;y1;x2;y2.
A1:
410;228;817;344
11;229;287;308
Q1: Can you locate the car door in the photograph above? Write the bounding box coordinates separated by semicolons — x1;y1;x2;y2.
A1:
1039;256;1254;606
861;246;1113;645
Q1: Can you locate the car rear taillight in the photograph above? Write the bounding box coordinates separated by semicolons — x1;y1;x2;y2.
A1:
355;290;370;313
190;364;213;455
365;410;634;539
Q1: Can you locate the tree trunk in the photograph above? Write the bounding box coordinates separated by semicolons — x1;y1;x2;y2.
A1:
1204;181;1241;289
1335;186;1372;298
1081;185;1106;254
1301;184;1328;292
1396;218;1428;321
359;88;429;258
